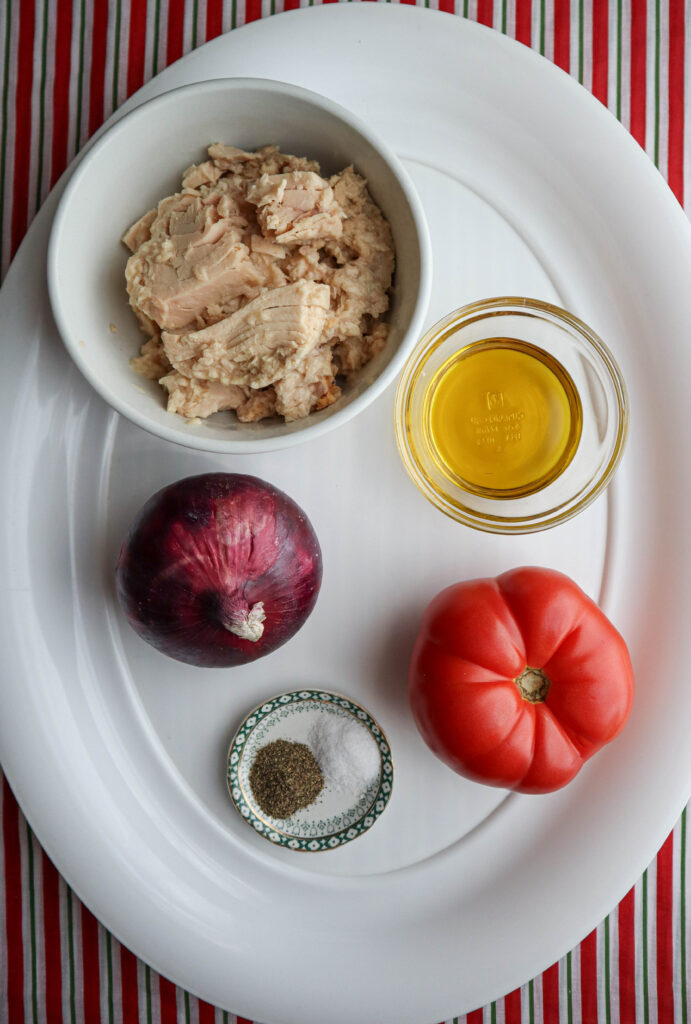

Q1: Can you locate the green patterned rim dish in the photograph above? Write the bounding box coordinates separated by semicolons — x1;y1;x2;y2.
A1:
227;690;394;852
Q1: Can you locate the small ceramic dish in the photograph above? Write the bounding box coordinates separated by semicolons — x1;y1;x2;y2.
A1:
227;689;393;852
48;77;431;454
394;297;628;534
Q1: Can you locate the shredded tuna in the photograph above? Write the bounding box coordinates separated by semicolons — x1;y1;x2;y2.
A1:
274;344;341;422
131;335;171;379
246;171;343;244
333;322;389;377
236;388;277;422
250;235;287;259
123;144;394;424
133;307;160;339
162;281;330;389
125;192;268;330
122;209;157;252
181;160;223;190
160;373;248;419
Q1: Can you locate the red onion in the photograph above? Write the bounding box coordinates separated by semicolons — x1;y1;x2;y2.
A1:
115;473;322;667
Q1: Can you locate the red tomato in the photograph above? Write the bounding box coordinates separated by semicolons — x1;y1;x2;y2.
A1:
408;567;634;794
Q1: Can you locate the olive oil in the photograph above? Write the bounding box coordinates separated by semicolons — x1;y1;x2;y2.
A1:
425;339;582;498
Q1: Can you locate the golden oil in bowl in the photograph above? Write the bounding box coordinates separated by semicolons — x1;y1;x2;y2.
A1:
423;339;583;499
394;298;628;534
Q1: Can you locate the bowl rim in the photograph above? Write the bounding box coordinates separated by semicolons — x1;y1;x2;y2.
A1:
394;295;629;534
47;76;432;454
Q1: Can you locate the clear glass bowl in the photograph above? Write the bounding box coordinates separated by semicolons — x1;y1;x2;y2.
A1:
394;297;629;534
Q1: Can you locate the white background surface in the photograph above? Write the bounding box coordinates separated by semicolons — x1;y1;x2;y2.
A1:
0;7;690;1023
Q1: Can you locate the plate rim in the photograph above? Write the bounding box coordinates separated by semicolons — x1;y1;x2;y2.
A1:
1;7;691;1023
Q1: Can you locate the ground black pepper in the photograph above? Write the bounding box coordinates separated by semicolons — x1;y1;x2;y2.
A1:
249;739;324;819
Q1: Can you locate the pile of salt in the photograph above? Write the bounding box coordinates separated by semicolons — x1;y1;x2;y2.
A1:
308;714;381;794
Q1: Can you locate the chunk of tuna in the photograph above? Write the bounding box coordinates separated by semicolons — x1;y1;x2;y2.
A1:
122;208;157;252
333;321;389;377
160;373;247;419
326;250;393;339
281;243;330;285
133;307;160;339
207;144;319;177
236;388;277;422
208;144;263;169
247;171;343;244
250;234;287;259
323;167;394;338
131;335;171;379
273;344;339;422
162;281;330;389
313;379;342;412
125;192;266;330
181;160;223;190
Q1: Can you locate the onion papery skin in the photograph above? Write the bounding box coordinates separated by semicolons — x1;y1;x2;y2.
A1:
115;473;323;668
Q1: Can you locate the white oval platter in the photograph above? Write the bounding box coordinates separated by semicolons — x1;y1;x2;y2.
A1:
0;7;690;1023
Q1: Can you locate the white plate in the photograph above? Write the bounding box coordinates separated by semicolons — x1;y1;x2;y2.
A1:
1;7;690;1023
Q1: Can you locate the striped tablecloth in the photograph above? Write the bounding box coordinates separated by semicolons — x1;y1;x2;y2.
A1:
0;2;687;1022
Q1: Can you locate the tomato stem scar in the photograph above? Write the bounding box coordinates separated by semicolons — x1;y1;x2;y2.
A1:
515;667;551;703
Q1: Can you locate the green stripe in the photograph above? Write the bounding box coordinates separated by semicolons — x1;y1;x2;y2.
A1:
539;0;545;56
152;0;162;76
232;0;238;29
682;808;688;1024
528;979;535;1024
75;0;86;155
0;0;12;266
66;886;77;1024
192;0;199;48
566;951;573;1024
106;932;114;1024
642;869;650;1024
35;0;49;211
463;0;468;17
145;965;153;1024
26;825;38;1024
222;1012;229;1024
616;0;622;120
654;0;660;167
111;0;122;112
491;1001;497;1024
604;915;611;1024
501;0;506;34
184;990;191;1024
578;0;584;84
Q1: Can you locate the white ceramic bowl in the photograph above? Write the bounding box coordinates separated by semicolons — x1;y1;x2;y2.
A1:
48;77;431;453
